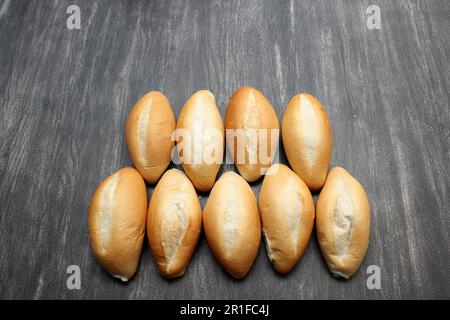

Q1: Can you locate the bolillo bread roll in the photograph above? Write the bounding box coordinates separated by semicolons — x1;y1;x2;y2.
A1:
316;167;371;279
88;167;147;282
225;86;279;182
147;169;202;278
258;164;315;274
282;93;333;191
176;90;224;192
125;91;176;184
203;171;261;279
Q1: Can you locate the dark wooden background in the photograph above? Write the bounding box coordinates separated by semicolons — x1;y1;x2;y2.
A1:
0;0;449;300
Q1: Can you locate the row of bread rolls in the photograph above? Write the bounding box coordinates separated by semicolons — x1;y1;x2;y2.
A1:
88;87;370;281
123;88;331;191
124;87;279;190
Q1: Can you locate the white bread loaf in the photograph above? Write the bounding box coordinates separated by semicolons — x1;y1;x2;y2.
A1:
316;167;371;279
147;169;202;278
88;167;147;282
176;90;224;192
282;93;333;191
259;164;315;273
203;171;261;279
225;86;279;182
125;91;176;184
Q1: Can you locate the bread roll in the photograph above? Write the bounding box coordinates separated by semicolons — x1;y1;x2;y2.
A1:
176;90;224;192
147;169;202;278
125;91;176;184
316;167;370;279
259;164;315;273
203;171;261;279
225;86;279;182
282;93;333;191
88;167;147;282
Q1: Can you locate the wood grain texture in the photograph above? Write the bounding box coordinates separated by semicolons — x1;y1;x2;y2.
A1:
0;0;449;299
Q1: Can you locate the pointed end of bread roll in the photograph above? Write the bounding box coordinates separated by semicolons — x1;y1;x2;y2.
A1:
112;274;130;282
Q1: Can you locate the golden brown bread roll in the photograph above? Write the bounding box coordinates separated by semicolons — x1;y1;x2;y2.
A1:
203;171;261;279
147;169;202;278
225;86;279;182
88;167;147;282
176;90;224;192
316;167;371;279
125;91;176;184
259;164;315;273
282;93;333;191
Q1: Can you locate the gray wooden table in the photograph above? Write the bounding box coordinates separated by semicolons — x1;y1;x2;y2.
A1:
0;0;449;300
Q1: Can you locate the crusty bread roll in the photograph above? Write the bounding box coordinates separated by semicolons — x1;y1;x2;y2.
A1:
258;164;315;273
125;91;176;184
225;86;279;182
203;171;261;279
147;169;202;278
88;167;147;282
176;90;224;192
282;93;333;191
316;167;371;279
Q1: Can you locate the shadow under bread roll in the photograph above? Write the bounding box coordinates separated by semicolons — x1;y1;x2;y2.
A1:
316;167;371;279
88;167;147;282
225;86;279;182
176;90;224;192
203;171;261;279
147;169;202;278
125;91;176;184
259;164;315;274
282;93;332;191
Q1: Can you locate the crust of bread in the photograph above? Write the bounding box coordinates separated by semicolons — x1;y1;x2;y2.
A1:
88;167;148;282
125;91;176;184
176;90;224;192
259;164;315;273
225;86;279;182
147;169;202;278
282;93;332;191
316;167;371;279
203;171;261;279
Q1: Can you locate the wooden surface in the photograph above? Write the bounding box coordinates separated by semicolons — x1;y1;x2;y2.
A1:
0;0;449;300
